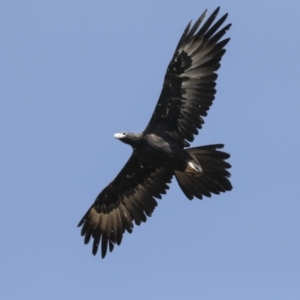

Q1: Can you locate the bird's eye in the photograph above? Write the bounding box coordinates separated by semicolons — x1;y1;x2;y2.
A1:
122;132;126;136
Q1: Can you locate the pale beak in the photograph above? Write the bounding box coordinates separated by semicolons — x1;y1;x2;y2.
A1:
114;133;123;139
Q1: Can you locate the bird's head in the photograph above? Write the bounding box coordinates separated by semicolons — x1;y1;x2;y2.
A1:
114;132;141;146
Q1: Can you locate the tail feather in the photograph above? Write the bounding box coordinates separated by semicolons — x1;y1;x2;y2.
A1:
175;144;232;200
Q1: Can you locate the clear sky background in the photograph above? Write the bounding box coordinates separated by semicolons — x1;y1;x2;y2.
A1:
1;1;300;299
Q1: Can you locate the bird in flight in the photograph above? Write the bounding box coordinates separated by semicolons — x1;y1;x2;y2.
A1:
78;7;232;258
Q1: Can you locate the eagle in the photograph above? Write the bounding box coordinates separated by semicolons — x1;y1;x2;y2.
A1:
78;7;232;258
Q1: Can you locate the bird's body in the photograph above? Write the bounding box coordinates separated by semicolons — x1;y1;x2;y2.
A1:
78;7;233;258
126;132;189;170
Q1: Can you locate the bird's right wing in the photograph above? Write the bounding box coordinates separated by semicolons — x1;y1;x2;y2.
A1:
78;153;173;258
144;7;231;147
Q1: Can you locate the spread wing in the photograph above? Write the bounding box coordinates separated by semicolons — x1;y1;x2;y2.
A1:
144;7;231;147
78;153;173;258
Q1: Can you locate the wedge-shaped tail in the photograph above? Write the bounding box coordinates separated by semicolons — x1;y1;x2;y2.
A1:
175;144;232;199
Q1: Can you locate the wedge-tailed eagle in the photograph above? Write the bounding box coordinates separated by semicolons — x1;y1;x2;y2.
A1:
78;7;232;258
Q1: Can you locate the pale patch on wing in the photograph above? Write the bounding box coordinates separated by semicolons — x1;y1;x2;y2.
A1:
187;161;203;173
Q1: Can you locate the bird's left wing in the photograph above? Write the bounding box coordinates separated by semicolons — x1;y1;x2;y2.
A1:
144;7;231;147
78;153;173;258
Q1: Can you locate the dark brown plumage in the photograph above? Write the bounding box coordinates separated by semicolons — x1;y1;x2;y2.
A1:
78;7;232;258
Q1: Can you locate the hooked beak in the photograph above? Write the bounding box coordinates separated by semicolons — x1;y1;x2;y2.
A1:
114;133;123;139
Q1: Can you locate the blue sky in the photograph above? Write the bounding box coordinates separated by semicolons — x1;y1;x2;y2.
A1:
1;1;300;299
